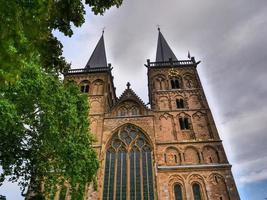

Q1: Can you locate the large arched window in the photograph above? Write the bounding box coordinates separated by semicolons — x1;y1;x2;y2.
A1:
103;124;155;200
192;183;202;200
174;184;183;200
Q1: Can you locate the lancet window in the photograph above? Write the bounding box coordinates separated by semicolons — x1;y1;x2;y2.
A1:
103;124;154;200
174;184;183;200
192;183;202;200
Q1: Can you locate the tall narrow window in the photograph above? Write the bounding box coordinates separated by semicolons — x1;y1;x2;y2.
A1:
192;183;202;200
174;184;183;200
170;78;180;89
103;125;155;200
176;99;185;108
116;148;127;200
179;117;190;130
103;148;116;200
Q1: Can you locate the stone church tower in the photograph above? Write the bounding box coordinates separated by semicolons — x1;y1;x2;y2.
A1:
65;30;240;200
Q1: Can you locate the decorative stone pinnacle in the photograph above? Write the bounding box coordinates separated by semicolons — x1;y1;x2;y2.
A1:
126;82;131;89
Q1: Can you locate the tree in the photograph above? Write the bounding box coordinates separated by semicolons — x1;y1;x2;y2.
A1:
0;0;123;199
0;64;99;199
0;195;6;200
0;0;123;83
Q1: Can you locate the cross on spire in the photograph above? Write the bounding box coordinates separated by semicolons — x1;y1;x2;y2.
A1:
126;82;131;89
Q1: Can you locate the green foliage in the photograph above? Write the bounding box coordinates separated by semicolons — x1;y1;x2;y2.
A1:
0;65;99;199
0;0;123;83
0;0;123;198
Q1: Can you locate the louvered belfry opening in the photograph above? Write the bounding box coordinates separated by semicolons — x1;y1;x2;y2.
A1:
103;124;155;200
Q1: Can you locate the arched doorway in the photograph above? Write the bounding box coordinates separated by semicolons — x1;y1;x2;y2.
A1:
102;124;155;200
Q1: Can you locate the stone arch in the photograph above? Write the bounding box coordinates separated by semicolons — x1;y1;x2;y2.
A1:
164;146;181;165
168;175;186;200
153;74;167;90
158;96;169;110
92;79;104;95
188;94;201;109
90;100;102;113
90;118;98;135
188;174;208;200
192;111;210;140
208;173;230;200
103;124;155;199
184;146;200;165
177;112;191;118
182;73;197;89
202;145;220;164
158;113;176;141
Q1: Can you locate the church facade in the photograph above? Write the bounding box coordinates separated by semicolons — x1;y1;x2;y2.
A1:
65;30;240;200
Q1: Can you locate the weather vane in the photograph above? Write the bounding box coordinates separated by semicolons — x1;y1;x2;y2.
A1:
102;27;106;34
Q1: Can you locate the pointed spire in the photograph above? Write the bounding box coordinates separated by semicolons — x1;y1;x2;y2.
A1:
156;29;178;62
85;32;108;68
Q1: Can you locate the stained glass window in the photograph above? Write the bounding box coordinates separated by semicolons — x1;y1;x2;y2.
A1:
103;124;154;200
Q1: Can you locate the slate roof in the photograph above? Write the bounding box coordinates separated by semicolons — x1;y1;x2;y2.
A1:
156;29;178;62
85;34;108;68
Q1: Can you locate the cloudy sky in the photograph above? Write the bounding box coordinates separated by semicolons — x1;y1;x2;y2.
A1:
1;0;267;199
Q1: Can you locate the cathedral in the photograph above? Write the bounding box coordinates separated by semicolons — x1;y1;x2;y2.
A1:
65;29;240;200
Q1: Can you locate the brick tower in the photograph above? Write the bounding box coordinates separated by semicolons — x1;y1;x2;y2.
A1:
64;29;240;200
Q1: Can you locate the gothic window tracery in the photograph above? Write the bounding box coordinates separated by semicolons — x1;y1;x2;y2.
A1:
130;106;139;116
103;124;155;200
117;102;141;117
118;107;127;116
